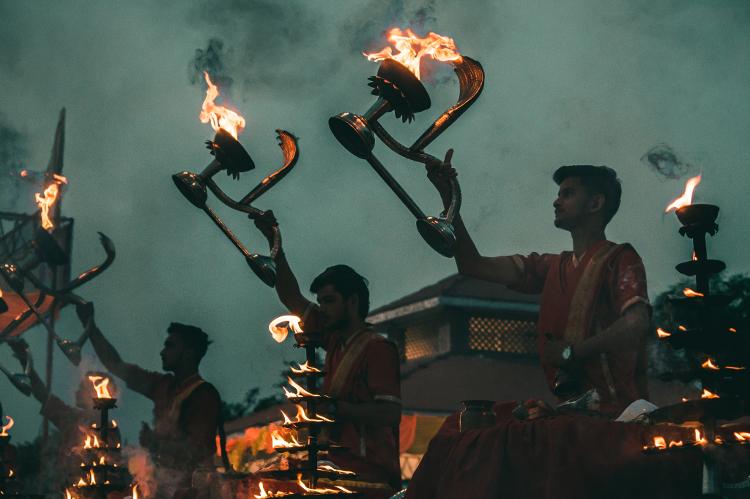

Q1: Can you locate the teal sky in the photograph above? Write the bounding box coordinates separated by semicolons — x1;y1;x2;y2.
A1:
1;0;749;444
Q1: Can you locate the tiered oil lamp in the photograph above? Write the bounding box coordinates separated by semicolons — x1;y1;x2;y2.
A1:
0;415;21;496
252;316;358;498
66;376;136;499
644;175;749;497
172;72;299;288
329;28;484;257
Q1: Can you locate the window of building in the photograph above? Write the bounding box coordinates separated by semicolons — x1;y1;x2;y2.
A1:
467;316;537;354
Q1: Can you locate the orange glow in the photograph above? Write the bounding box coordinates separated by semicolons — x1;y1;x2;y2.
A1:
668;440;684;448
701;389;720;399
89;375;113;399
132;484;139;499
290;361;322;374
84;434;101;449
0;415;14;436
281;405;334;425
729;327;737;333
653;436;667;449
112;419;118;428
271;430;302;449
678;325;688;331
683;288;704;298
297;473;353;494
724;365;746;371
656;328;671;339
695;428;708;445
318;464;356;476
283;376;321;400
268;315;303;343
89;469;96;485
692;251;698;261
65;489;75;499
364;28;463;80
199;72;246;140
35;174;67;231
253;481;292;498
701;358;720;371
734;432;750;441
665;174;702;212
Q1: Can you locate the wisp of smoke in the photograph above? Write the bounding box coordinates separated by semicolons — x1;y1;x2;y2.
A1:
189;37;234;91
641;143;694;180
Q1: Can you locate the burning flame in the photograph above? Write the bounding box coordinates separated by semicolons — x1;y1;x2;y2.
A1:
84;434;101;449
66;488;76;499
280;405;334;425
364;28;463;80
701;358;720;371
271;430;302;449
89;469;96;485
112;419;118;428
665;174;702;212
268;315;303;343
725;365;746;371
1;415;14;436
132;484;139;499
695;428;708;445
729;327;737;333
678;325;688;331
283;377;321;400
199;72;246;140
89;375;113;399
34;174;67;230
77;477;86;487
683;288;704;298
692;251;698;261
656;328;671;338
318;464;356;476
290;361;322;374
653;436;667;449
734;432;750;441
701;389;720;399
297;473;353;494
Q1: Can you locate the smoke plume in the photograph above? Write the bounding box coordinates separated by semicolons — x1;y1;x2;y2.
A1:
641;143;696;180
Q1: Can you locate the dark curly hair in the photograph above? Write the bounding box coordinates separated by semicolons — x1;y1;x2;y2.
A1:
553;164;622;225
310;265;370;319
167;322;212;361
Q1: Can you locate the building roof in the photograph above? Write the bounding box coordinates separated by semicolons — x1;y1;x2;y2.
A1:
368;273;540;324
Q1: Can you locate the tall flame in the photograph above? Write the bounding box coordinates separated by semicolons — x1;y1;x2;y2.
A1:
364;28;463;80
35;174;68;231
132;484;139;499
283;377;321;400
665;174;702;212
271;430;302;449
268;315;303;343
88;375;113;399
199;72;246;140
695;428;708;445
1;415;14;436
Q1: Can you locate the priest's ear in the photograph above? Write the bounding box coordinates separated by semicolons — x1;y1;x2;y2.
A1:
587;193;605;216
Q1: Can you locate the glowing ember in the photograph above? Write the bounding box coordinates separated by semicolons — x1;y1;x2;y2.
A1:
683;288;704;298
701;388;720;399
88;375;113;399
665;174;702;212
268;315;303;343
656;328;671;339
701;358;720;371
364;28;463;80
290;361;322;374
734;432;750;441
271;430;302;449
284;376;321;400
199;72;246;140
297;473;354;494
1;415;14;436
34;174;67;231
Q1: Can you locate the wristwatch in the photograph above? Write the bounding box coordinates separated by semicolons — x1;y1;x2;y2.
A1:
561;344;575;365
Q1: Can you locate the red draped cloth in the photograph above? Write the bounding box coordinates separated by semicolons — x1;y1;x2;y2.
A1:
405;402;704;499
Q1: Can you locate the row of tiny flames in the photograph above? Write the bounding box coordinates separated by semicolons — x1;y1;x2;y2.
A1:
255;474;354;498
65;484;139;498
645;429;750;452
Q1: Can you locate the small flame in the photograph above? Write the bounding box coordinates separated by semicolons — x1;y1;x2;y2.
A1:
701;358;720;371
729;327;737;333
701;389;720;399
283;377;321;400
112;419;118;428
34;174;68;231
725;365;746;371
66;489;76;499
691;251;698;261
678;325;688;331
695;428;708;445
254;481;292;498
297;473;353;494
734;432;750;441
281;405;334;424
318;464;356;476
84;434;101;449
364;28;463;80
683;288;704;298
199;72;246;140
8;468;14;477
668;440;684;448
1;416;14;436
656;328;672;339
665;174;702;212
77;477;86;487
132;484;139;499
89;469;96;485
88;375;113;399
99;456;105;465
271;430;302;449
653;436;667;449
268;315;303;343
290;361;322;374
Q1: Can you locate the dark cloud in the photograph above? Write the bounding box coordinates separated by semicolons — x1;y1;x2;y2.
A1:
641;143;695;180
189;38;234;92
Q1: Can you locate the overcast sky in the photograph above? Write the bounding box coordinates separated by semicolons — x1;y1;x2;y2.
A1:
1;0;749;444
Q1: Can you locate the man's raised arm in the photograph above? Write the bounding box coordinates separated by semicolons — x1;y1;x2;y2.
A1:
79;303;158;397
254;211;312;317
426;150;522;286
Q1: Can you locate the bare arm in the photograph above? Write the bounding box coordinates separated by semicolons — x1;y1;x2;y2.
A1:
337;400;401;427
254;211;312;316
575;303;650;360
8;340;48;403
426;150;521;286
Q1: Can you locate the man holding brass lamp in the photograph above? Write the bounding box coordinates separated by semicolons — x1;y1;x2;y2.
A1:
255;213;402;499
426;151;651;416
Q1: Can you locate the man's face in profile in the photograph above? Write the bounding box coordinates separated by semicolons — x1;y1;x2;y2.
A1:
553;177;592;231
316;284;350;332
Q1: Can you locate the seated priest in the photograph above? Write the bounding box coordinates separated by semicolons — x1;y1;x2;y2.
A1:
256;213;402;499
81;303;223;499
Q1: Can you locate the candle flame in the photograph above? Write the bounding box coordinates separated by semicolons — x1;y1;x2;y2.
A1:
683;288;704;298
268;315;303;343
364;28;463;80
701;358;720;371
199;72;246;140
656;327;671;339
665;174;701;212
728;327;737;333
695;428;708;445
1;415;14;436
701;389;720;399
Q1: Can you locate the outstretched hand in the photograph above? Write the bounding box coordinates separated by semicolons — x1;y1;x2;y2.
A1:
425;149;456;208
253;210;278;245
8;338;30;365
